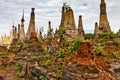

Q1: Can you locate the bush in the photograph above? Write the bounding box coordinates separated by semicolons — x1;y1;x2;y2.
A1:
93;43;104;55
16;71;23;78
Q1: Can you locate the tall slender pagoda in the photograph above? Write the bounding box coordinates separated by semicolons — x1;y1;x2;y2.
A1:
99;0;111;33
47;21;53;39
20;10;25;42
26;8;36;39
78;15;85;39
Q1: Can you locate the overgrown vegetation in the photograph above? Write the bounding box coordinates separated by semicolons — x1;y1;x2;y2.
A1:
57;49;65;58
15;62;20;69
34;77;38;80
99;33;116;39
62;39;69;46
94;43;104;55
68;38;84;53
59;27;66;34
22;44;28;50
16;70;23;78
113;39;120;47
38;39;43;44
56;64;64;70
39;76;45;80
112;52;119;58
44;60;51;65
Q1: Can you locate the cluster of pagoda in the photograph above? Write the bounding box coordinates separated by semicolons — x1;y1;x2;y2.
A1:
0;0;112;46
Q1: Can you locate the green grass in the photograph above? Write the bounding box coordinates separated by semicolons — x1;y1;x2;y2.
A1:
112;52;119;58
16;71;23;78
113;39;120;47
22;44;28;50
57;49;65;58
44;60;51;65
93;43;104;55
68;38;84;53
56;64;64;70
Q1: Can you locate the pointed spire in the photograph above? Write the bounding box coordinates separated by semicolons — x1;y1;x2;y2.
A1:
60;4;65;27
47;21;53;39
100;0;106;14
78;15;85;39
14;26;17;39
99;0;111;33
95;22;98;28
39;29;43;40
26;8;36;39
94;22;99;35
18;24;20;39
78;15;83;28
55;28;58;33
12;18;14;28
18;24;20;33
20;10;25;41
93;22;99;41
21;9;25;22
48;21;51;32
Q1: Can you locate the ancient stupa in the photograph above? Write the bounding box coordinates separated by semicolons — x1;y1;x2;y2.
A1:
47;21;53;40
20;10;25;42
78;15;85;39
26;8;36;39
59;3;79;42
98;0;111;33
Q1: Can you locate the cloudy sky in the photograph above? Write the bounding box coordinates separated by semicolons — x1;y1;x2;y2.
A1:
0;0;120;36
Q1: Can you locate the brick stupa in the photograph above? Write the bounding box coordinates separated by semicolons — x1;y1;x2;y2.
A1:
59;3;78;42
78;15;85;39
20;10;25;42
26;8;36;39
99;0;111;33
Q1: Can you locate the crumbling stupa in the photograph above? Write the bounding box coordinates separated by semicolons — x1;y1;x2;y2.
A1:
26;8;36;39
17;24;20;39
78;15;85;39
47;21;53;40
99;0;111;33
93;0;112;40
20;10;25;42
59;3;79;42
98;0;111;34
